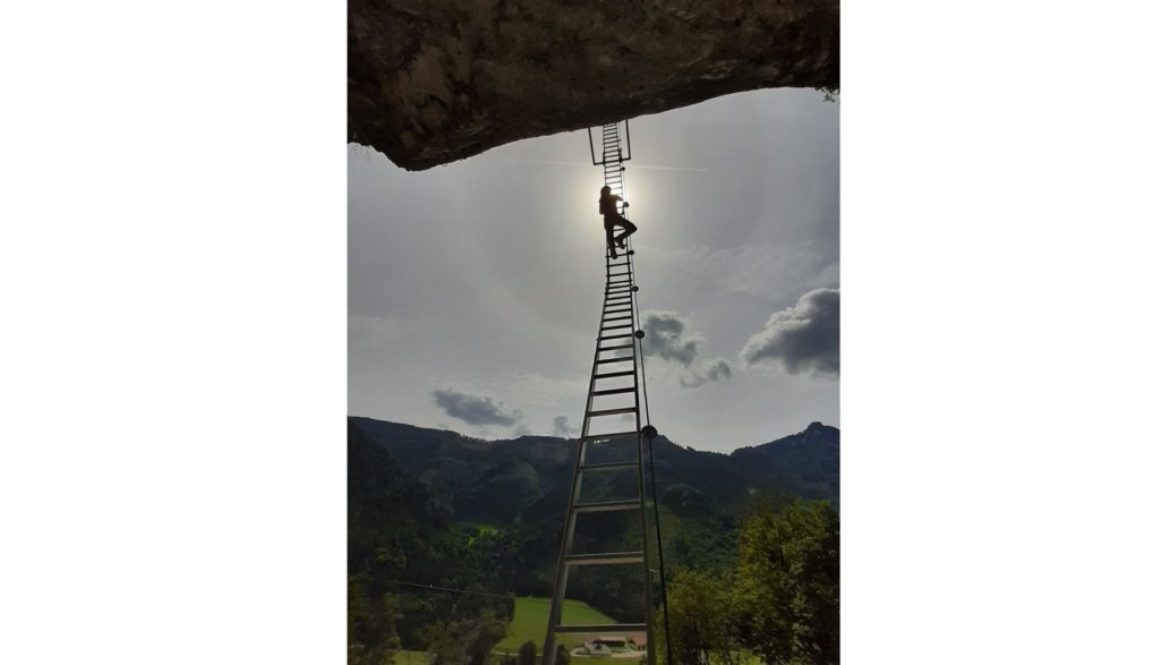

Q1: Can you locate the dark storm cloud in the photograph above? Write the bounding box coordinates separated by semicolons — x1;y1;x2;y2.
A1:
641;311;701;367
680;357;734;388
550;415;578;438
431;388;523;426
741;288;839;375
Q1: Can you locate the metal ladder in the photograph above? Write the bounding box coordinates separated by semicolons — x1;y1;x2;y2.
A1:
542;122;657;665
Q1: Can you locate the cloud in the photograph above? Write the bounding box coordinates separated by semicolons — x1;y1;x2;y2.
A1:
640;311;702;367
550;415;578;438
680;357;734;388
640;311;733;389
649;242;839;305
430;388;523;426
740;288;839;375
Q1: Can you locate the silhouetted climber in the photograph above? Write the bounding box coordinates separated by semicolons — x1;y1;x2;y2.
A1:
599;185;637;258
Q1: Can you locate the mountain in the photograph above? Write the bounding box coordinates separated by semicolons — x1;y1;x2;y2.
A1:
348;416;838;626
349;416;838;517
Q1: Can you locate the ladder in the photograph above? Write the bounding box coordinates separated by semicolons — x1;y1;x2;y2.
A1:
543;122;657;665
589;120;632;215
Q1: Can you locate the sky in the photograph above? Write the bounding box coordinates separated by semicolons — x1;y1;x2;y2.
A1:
348;88;838;453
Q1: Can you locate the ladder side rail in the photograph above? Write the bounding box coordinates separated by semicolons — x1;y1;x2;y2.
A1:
542;253;612;664
623;120;632;161
626;247;656;665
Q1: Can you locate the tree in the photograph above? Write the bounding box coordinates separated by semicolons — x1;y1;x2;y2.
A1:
663;569;741;665
735;500;839;665
426;609;509;665
518;641;537;665
467;609;510;665
348;577;402;665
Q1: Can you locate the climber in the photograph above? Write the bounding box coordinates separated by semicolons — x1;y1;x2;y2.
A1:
599;185;637;258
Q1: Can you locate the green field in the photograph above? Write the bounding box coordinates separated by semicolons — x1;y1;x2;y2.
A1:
495;596;619;652
391;650;430;665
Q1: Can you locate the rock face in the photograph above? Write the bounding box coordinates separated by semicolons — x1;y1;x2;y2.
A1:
349;0;838;170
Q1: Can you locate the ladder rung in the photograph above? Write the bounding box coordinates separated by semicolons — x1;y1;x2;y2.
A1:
598;333;633;341
608;272;631;277
582;429;638;440
555;623;648;634
594;370;635;379
597;344;634;352
591;386;635;396
564;552;644;566
580;460;638;470
595;358;634;367
603;308;631;316
573;499;640;513
600;324;632;331
602;315;632;323
588;407;636;417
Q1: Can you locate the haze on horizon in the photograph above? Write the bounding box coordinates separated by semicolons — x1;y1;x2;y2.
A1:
349;88;838;453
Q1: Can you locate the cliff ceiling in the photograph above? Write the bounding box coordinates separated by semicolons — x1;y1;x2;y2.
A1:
349;0;838;170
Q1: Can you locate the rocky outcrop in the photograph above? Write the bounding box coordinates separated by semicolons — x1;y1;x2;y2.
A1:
349;0;838;170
